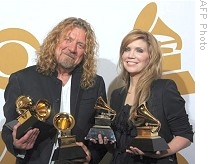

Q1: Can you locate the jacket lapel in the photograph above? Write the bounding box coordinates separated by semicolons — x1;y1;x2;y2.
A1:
70;66;83;120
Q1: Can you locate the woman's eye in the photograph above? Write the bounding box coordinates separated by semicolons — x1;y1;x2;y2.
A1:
124;47;130;52
136;48;143;53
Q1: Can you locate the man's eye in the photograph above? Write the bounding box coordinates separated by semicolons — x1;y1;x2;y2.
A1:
78;44;85;49
64;37;71;42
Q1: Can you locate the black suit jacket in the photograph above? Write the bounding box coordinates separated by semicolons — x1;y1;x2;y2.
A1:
1;65;107;164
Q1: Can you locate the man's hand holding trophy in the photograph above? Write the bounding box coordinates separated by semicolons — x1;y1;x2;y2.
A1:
85;96;116;143
130;102;169;152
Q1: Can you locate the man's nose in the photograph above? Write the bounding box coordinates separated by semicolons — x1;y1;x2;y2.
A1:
68;42;77;53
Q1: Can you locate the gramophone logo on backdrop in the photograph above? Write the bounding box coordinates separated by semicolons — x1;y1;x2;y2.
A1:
0;28;39;163
0;28;40;90
134;2;195;95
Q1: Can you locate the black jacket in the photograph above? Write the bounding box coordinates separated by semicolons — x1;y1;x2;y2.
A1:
109;79;194;164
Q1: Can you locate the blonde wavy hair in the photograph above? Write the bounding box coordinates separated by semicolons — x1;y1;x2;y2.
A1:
118;29;162;120
36;17;98;89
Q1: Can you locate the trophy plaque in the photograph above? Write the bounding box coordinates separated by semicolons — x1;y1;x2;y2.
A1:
85;96;116;142
52;112;86;162
6;95;51;139
130;102;169;152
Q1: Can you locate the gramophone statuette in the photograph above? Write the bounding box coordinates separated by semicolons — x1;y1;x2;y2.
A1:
5;95;51;139
130;102;169;152
85;96;116;142
52;112;86;162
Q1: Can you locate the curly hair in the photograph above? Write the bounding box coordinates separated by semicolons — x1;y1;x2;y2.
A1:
36;17;98;89
118;29;162;119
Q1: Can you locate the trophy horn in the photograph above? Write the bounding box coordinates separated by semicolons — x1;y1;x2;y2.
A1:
34;99;51;121
53;112;75;136
16;96;33;118
94;96;116;121
135;102;161;133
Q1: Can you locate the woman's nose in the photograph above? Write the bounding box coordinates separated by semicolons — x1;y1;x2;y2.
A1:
128;51;135;58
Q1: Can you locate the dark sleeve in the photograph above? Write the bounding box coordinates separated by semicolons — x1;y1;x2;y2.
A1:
163;80;194;142
1;73;22;156
97;75;107;102
88;143;107;164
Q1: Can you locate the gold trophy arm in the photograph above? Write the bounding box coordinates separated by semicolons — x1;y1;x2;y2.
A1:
16;108;27;116
100;112;116;121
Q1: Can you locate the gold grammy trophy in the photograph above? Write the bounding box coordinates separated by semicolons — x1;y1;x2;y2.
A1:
6;95;51;139
52;112;86;161
130;102;169;152
85;96;116;142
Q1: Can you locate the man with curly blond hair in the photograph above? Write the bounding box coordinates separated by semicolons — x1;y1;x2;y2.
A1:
2;17;107;164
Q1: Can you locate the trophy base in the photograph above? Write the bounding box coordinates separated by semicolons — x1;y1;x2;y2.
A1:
85;125;116;142
130;136;169;152
16;115;38;139
5;111;39;139
52;145;86;161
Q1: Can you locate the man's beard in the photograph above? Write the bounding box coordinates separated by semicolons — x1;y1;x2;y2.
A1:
59;58;76;72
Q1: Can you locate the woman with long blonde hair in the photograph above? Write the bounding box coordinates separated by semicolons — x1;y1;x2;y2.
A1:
109;29;194;164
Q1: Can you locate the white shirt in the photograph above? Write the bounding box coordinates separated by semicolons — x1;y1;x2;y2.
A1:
49;76;71;164
60;76;71;113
